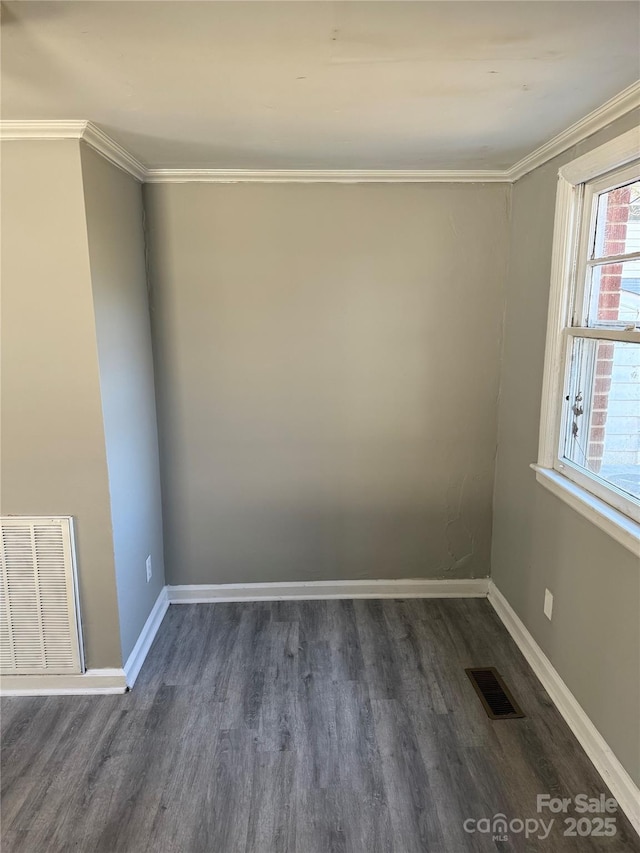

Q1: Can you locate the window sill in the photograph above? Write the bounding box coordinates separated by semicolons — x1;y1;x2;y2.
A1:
531;465;640;558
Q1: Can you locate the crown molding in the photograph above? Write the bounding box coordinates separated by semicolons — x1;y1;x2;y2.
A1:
0;123;504;182
0;119;87;140
1;81;638;185
0;120;146;181
505;80;640;182
143;168;506;183
82;122;147;181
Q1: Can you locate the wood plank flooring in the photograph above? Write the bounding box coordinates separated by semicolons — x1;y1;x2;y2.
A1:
1;599;638;852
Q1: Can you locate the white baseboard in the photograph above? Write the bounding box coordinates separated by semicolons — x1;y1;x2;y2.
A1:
488;580;640;837
167;577;489;603
0;668;127;696
123;587;169;688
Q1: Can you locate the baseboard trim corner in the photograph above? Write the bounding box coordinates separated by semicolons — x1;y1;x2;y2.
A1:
1;589;169;696
0;668;128;696
166;577;489;603
123;586;170;688
487;580;640;836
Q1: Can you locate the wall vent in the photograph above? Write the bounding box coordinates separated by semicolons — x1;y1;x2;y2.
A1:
0;517;84;675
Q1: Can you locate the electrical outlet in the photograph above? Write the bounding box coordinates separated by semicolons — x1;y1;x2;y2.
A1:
544;588;553;621
146;555;152;583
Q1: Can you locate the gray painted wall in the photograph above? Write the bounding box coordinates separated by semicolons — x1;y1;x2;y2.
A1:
492;110;640;786
80;144;166;662
144;182;510;585
0;140;122;668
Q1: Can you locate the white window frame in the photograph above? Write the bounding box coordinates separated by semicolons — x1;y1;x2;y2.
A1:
533;127;640;557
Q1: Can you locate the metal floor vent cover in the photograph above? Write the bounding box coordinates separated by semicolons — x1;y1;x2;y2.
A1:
465;667;525;720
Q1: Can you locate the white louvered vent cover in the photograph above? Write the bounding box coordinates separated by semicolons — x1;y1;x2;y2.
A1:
0;517;84;675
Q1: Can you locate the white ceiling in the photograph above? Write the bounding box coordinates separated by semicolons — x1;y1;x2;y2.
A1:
2;1;639;170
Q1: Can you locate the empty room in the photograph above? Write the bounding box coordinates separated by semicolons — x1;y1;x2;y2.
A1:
1;1;639;850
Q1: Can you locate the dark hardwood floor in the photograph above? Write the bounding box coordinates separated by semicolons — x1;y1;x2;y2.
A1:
1;599;638;852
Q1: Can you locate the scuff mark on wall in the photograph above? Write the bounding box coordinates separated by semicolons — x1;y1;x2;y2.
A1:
444;514;475;572
448;211;461;241
445;518;475;568
444;471;475;571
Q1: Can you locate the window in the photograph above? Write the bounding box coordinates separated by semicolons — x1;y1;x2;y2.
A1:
535;128;640;555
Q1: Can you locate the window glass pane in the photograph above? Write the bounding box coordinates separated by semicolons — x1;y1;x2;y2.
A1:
586;260;640;326
563;338;640;501
592;180;640;259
